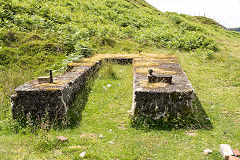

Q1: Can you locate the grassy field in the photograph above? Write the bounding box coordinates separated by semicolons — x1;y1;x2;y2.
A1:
0;0;224;121
0;55;239;159
0;0;240;159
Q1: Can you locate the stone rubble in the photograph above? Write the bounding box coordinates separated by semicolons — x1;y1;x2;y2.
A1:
203;149;212;155
79;151;86;158
233;149;240;157
56;136;68;142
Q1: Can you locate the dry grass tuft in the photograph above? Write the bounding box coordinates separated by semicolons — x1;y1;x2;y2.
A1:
92;53;142;59
45;87;62;91
71;68;86;73
142;54;176;59
67;62;95;67
139;80;168;89
135;67;177;75
133;57;162;62
34;80;72;89
134;61;160;67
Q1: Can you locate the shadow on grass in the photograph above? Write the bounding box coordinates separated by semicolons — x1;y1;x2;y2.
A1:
63;62;125;129
131;93;213;131
63;81;93;129
50;74;97;130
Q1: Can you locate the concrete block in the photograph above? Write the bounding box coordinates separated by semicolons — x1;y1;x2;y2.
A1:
132;57;193;119
229;156;240;160
233;149;240;157
38;76;51;84
220;144;234;160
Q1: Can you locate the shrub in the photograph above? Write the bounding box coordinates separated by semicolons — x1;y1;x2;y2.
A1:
170;32;217;52
0;29;19;46
74;41;93;57
0;47;17;65
179;22;202;32
169;15;183;25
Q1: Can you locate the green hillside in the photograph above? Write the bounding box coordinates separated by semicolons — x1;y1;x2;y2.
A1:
1;0;238;70
1;0;226;69
0;0;240;159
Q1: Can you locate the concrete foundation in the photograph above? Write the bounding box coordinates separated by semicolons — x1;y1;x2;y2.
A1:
11;54;194;121
132;56;194;119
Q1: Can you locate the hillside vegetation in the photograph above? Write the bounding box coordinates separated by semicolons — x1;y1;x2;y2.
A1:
0;0;240;159
0;0;225;118
2;0;240;70
230;27;240;32
1;0;223;69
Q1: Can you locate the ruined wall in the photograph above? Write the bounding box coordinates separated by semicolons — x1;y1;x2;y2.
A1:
11;54;194;121
12;62;101;120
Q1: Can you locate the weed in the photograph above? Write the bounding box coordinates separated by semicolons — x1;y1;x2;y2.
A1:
34;131;68;152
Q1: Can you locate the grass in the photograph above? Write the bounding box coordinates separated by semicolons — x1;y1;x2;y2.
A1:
0;58;239;159
0;0;240;159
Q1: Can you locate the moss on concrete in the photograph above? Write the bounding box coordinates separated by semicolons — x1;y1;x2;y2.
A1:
139;80;168;89
134;61;160;67
135;67;177;75
45;87;62;91
142;54;176;59
67;62;95;67
34;80;73;90
13;53;192;121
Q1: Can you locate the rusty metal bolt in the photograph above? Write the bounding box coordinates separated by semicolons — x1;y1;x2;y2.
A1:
148;69;153;75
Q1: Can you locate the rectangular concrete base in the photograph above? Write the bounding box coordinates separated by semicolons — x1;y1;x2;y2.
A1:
12;62;101;120
131;56;194;119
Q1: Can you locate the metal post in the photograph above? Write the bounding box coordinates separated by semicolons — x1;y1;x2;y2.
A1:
50;69;53;83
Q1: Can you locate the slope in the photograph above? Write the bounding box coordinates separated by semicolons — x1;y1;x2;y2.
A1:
0;0;239;159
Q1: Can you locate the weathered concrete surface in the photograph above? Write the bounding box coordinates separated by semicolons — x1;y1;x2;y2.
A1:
12;54;194;121
12;62;101;120
132;55;194;120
